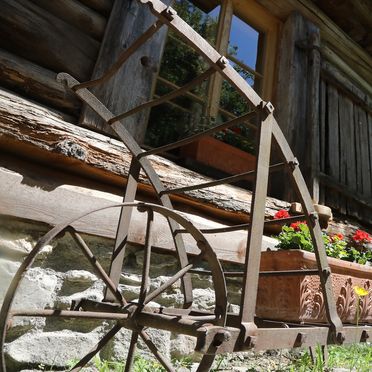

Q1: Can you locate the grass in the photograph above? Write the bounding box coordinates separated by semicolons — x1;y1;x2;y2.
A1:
288;343;372;372
60;344;371;371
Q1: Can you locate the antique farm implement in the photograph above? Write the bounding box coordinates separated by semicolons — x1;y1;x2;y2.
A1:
0;0;370;370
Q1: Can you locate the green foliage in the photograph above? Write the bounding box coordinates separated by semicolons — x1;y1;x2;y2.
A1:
289;343;372;372
276;223;372;264
145;0;256;155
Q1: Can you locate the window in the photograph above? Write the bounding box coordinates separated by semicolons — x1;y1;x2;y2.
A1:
145;0;280;162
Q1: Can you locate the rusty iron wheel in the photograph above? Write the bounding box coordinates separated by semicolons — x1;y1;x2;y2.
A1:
0;202;227;371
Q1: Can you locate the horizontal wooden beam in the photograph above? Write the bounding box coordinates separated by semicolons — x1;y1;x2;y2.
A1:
29;0;107;41
0;48;80;116
0;0;99;81
78;0;113;16
0;159;278;264
0;88;290;223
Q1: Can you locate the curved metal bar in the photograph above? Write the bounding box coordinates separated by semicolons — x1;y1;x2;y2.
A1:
0;202;227;372
58;72;194;308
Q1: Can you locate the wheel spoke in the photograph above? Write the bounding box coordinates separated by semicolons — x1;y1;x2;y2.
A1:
139;330;174;372
144;253;203;305
138;209;154;305
124;331;139;372
68;227;127;306
70;323;122;371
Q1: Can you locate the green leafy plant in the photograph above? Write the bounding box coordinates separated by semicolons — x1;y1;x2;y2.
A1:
274;214;372;264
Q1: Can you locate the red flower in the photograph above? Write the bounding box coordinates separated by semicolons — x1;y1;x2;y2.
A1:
352;230;372;244
290;221;307;231
274;209;290;219
330;233;344;242
231;127;241;134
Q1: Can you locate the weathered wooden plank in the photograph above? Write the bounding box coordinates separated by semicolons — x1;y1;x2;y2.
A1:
0;88;290;222
354;104;363;195
368;114;372;194
325;84;340;209
0;160;278;264
0;0;99;81
319;79;326;205
78;0;113;16
321;61;372;115
357;107;372;197
79;0;170;142
306;28;321;202
0;48;80;115
339;94;357;216
29;0;106;41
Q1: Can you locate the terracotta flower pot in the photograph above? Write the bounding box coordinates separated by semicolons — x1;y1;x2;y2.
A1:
180;136;256;175
257;250;372;324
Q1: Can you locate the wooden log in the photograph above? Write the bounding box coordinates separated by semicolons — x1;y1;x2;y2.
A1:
0;88;290;223
29;0;106;41
0;159;278;264
78;0;113;16
0;0;99;81
0;49;80;115
79;0;171;142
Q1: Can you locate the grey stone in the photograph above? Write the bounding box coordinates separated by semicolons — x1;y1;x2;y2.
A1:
5;330;101;370
170;334;196;360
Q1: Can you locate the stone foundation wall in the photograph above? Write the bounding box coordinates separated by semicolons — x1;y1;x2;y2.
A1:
0;217;243;370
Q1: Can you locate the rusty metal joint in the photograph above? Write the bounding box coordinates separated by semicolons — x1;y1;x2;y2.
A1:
216;56;229;69
288;158;299;171
322;267;331;277
309;211;319;222
335;331;345;344
161;6;177;21
261;100;275;116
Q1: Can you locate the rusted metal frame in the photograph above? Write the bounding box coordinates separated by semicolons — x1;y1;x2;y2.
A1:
69;227;126;306
271;119;344;338
175;214;307;235
138;208;154;304
72;20;165;91
227;53;263;79
125;331;139;372
160;162;285;196
189;269;320;277
70;324;122;371
137;110;257;159
240;109;273;330
139;332;175;372
58;73;194;308
157;75;247;122
105;158;141;302
108;67;216;124
143;253;203;305
139;0;262;108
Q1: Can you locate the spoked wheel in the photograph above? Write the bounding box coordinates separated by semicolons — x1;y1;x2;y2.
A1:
0;203;227;371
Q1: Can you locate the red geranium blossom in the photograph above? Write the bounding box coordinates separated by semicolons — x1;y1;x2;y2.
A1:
274;209;290;219
290;221;307;231
330;233;344;242
352;230;372;244
231;127;242;134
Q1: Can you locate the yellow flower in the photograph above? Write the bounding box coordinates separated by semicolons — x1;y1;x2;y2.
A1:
354;286;369;297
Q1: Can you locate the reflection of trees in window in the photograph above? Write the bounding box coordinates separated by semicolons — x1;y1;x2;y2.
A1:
145;0;259;155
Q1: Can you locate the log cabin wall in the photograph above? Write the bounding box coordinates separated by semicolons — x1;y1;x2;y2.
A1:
0;0;113;118
318;63;372;223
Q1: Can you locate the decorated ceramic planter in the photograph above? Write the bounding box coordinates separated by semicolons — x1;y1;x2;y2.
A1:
180;136;256;175
257;250;372;324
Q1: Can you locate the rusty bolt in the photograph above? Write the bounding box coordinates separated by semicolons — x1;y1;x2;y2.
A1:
162;6;177;20
288;158;299;171
217;56;229;69
336;332;345;344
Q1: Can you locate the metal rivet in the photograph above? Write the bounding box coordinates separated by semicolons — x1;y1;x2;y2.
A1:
216;56;229;69
288;158;299;171
162;6;177;20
